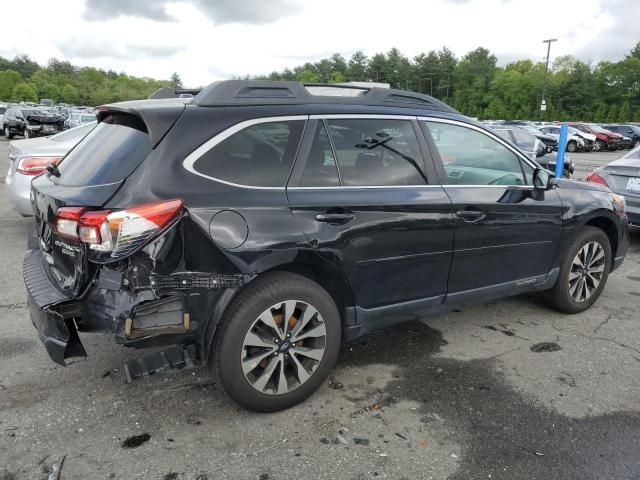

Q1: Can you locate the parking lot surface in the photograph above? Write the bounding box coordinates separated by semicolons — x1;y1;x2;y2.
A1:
1;137;639;479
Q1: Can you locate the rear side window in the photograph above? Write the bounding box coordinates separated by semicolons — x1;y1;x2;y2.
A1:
299;122;340;187
57;114;152;187
192;120;304;187
325;118;425;186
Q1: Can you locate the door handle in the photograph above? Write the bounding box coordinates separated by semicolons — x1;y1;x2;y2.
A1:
315;213;355;224
455;210;486;223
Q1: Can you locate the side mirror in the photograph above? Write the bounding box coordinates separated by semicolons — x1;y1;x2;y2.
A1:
533;168;556;191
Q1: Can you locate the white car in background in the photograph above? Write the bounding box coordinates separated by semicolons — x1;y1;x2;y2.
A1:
539;125;596;152
5;122;96;216
0;104;6;133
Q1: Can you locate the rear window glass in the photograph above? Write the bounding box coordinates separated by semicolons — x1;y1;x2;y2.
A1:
50;121;96;142
192;120;304;187
56;117;151;187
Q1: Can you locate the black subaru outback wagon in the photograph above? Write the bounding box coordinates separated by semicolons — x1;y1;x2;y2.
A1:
24;81;629;411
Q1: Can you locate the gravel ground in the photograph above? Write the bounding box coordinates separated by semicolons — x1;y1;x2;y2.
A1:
1;137;639;480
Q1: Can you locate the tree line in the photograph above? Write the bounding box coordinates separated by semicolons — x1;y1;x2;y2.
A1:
1;43;639;122
0;55;182;105
255;43;640;122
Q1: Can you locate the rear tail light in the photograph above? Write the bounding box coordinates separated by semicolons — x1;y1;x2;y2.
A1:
585;171;609;188
54;199;183;258
16;156;62;176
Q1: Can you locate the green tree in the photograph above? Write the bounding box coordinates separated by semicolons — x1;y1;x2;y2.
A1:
347;51;368;81
607;104;619;123
11;82;38;102
60;84;78;103
297;68;320;83
0;70;22;100
40;83;60;102
452;47;497;117
169;72;183;88
618;101;631;122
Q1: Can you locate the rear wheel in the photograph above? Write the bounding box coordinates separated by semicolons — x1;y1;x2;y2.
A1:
214;272;341;412
543;226;611;313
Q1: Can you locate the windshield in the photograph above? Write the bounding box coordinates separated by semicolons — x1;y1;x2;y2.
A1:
589;124;611;134
21;109;50;116
50;121;96;142
568;126;581;135
519;125;542;135
56;120;151;187
81;114;96;122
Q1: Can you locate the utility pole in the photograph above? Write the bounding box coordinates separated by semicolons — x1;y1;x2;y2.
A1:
540;38;557;120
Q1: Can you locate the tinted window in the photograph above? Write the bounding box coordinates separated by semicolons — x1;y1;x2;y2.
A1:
425;121;531;186
0;107;6;114
57;116;152;187
325;118;424;186
193;120;304;187
299;122;340;187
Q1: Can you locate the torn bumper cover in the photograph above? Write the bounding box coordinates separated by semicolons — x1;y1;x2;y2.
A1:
24;245;254;366
23;248;86;366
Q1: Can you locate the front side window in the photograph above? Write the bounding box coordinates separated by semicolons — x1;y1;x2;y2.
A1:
425;121;532;186
193;120;304;187
325;118;425;186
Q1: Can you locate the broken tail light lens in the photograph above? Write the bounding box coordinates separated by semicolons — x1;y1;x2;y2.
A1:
53;199;183;259
16;156;62;176
585;171;609;188
53;207;86;239
80;199;184;257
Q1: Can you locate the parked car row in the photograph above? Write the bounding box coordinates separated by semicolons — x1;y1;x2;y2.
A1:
1;101;96;137
17;80;629;413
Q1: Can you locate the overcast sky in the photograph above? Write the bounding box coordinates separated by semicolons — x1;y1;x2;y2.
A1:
1;0;638;86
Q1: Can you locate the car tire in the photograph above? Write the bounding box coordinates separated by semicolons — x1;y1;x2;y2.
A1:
4;126;12;139
24;128;30;139
593;140;602;151
213;271;341;412
543;226;611;314
566;141;577;153
634;140;640;149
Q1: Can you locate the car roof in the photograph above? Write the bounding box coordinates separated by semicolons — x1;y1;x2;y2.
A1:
191;80;459;114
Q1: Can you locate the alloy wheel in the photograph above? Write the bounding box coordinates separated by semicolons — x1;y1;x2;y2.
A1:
3;127;8;137
569;241;605;303
593;141;602;151
241;300;327;395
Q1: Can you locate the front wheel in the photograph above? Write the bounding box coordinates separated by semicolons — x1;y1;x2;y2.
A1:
213;272;341;412
4;126;12;139
543;226;611;314
24;128;30;139
566;141;577;153
593;140;603;151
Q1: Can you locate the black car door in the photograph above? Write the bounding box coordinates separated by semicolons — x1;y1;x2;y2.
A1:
287;116;454;314
420;118;564;304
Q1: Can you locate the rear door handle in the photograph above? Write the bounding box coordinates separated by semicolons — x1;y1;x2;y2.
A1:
455;210;485;223
315;213;355;224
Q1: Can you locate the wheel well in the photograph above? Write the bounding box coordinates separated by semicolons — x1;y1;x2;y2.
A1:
585;216;618;262
267;262;355;325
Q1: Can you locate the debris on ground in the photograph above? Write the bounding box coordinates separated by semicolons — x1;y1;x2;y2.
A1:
121;433;151;449
335;433;349;446
395;432;408;441
534;451;545;456
163;472;179;480
353;437;370;445
484;325;516;337
328;377;344;390
47;455;65;480
530;342;561;353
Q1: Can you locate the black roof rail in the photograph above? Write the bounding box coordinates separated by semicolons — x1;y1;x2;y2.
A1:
192;80;458;113
148;88;202;99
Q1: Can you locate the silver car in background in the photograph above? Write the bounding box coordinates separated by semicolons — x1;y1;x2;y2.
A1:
5;122;96;216
585;146;640;226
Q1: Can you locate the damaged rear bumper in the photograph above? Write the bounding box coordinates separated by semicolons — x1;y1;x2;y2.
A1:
23;248;86;365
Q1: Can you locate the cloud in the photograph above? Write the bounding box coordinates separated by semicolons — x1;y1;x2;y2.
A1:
192;0;301;24
59;39;184;60
83;0;301;25
83;0;176;22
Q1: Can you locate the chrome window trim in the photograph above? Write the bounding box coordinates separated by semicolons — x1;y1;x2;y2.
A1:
417;116;539;172
310;114;417;120
287;184;535;191
182;115;309;191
